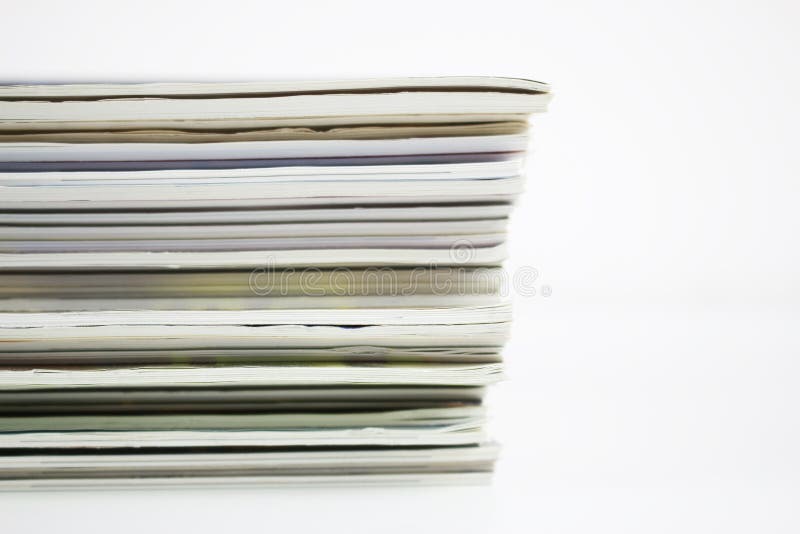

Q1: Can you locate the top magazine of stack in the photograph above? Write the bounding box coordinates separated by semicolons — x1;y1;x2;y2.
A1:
0;77;550;129
0;77;551;271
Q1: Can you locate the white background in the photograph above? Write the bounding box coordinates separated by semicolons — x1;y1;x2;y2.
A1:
2;0;799;531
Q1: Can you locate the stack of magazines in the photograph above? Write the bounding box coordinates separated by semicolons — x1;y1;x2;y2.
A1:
0;77;550;488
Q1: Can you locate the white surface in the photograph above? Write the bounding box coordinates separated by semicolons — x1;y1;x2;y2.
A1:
1;0;799;532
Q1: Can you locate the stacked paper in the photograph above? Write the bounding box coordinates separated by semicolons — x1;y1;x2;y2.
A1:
0;77;550;488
